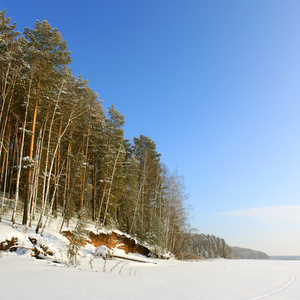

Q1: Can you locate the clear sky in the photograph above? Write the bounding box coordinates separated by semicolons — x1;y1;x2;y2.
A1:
4;0;300;255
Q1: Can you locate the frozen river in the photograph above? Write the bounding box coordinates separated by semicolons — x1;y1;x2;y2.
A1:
1;254;299;299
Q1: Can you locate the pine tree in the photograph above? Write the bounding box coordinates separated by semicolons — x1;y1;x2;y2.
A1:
97;105;125;227
131;135;162;241
118;141;139;233
22;20;71;225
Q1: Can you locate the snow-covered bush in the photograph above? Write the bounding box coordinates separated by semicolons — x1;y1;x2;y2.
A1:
94;245;112;259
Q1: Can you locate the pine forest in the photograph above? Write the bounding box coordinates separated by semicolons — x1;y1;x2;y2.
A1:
0;11;231;259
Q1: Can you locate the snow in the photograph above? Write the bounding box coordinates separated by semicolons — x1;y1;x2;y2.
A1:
94;245;111;258
1;254;299;299
1;215;300;299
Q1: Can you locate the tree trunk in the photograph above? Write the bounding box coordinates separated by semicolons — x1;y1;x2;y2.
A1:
92;151;97;221
102;140;123;226
41;159;65;235
59;130;72;233
28;122;46;227
11;73;33;227
0;145;9;222
79;102;92;211
53;115;63;218
23;76;40;225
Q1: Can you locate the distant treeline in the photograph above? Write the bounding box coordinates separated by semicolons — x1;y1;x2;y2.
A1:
0;10;231;258
182;233;232;259
231;247;269;259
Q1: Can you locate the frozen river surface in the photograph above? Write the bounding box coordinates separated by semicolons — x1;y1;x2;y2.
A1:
1;254;299;300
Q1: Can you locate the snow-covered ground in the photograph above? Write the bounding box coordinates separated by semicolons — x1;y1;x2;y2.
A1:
0;214;299;299
1;254;299;299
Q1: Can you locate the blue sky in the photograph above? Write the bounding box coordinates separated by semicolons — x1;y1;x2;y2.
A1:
4;0;300;255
